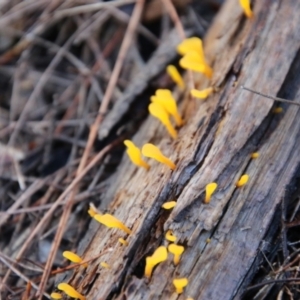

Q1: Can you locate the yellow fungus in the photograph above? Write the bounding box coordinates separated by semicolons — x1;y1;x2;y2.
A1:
186;298;194;300
100;262;110;269
124;140;150;170
162;201;177;209
166;65;185;89
236;174;249;188
177;37;205;62
190;87;214;99
142;143;176;170
173;278;188;294
168;244;184;265
63;251;82;264
119;238;129;246
149;102;177;139
251;152;259;159
179;52;213;79
151;89;183;126
204;182;217;204
94;213;131;234
88;208;97;217
165;230;177;242
144;246;168;278
57;283;85;300
239;0;253;18
50;292;62;299
206;238;211;244
273;107;283;114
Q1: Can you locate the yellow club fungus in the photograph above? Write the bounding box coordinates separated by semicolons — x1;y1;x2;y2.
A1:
236;174;249;187
50;293;62;299
94;213;132;234
273;107;283;114
177;37;205;61
149;102;177;139
57;283;85;300
173;278;188;294
100;262;110;269
62;251;87;267
251;152;259;159
151;89;184;126
162;201;176;209
165;230;177;242
239;0;253;18
168;244;184;265
119;238;129;246
142;143;176;170
144;246;168;278
204;182;218;204
88;208;97;217
190;87;214;100
166;65;185;89
124;140;150;170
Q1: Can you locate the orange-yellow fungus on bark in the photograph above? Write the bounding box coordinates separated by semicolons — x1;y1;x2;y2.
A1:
177;37;205;62
151;89;184;126
236;174;249;187
149;102;177;139
94;213;132;234
124;140;150;170
251;152;259;159
118;238;129;246
144;246;168;278
239;0;253;18
62;251;87;267
168;244;184;265
190;87;214;99
273;107;283;114
100;262;110;269
50;292;62;299
142;143;176;170
165;230;177;242
88;208;97;217
57;283;85;300
166;65;185;89
162;201;176;209
173;278;189;294
204;182;218;204
180;53;213;79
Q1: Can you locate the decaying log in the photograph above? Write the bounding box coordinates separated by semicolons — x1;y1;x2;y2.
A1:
62;0;300;299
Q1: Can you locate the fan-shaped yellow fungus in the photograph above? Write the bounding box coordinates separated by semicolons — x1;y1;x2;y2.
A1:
273;107;283;114
165;230;177;242
168;244;184;265
179;52;213;79
177;37;205;60
62;251;87;267
190;87;214;99
239;0;253;18
118;238;129;246
142;143;176;170
145;246;168;278
57;283;85;300
162;201;177;209
204;182;218;204
236;174;249;187
94;213;131;234
149;102;177;139
173;278;188;294
100;262;110;269
166;65;185;89
251;152;259;159
151;89;183;126
50;292;62;299
124;140;150;170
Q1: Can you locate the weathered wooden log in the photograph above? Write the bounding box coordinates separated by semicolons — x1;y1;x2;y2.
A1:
66;0;300;299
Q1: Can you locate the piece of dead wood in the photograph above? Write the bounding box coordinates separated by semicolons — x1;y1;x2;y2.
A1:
61;0;300;299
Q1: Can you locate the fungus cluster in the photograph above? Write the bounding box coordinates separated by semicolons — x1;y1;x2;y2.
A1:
52;4;255;295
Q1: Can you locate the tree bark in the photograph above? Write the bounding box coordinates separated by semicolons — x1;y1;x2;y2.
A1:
67;0;300;299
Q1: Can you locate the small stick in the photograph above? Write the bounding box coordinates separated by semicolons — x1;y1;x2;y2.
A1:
241;86;300;107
